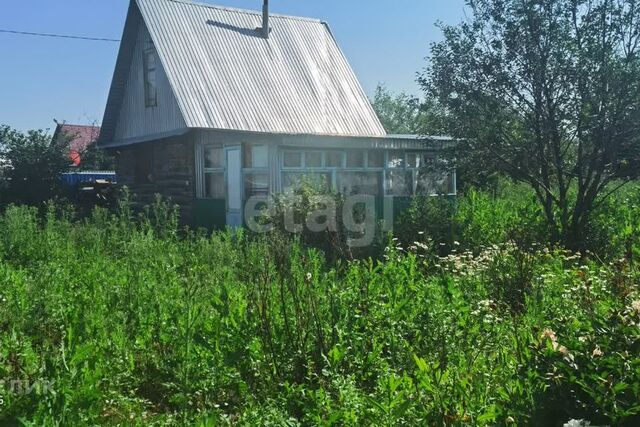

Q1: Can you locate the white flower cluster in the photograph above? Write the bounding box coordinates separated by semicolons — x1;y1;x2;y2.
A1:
471;299;502;323
436;241;521;276
563;419;590;427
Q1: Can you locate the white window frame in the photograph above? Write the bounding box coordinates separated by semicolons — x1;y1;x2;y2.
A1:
279;149;456;197
200;144;225;199
243;144;270;200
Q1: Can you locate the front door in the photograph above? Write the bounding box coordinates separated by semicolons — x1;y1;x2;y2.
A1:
225;146;242;226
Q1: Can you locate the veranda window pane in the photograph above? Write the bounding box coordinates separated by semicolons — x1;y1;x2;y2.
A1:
387;152;405;168
346;151;365;168
443;173;456;194
283;151;303;168
244;173;269;198
326;151;344;168
422;154;436;168
282;173;331;193
368;151;385;168
244;144;269;168
385;171;413;196
204;172;225;199
204;146;224;169
305;151;323;168
416;170;450;195
407;153;420;168
337;172;382;196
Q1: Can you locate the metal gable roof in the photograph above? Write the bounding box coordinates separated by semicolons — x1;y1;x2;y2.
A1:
101;0;386;144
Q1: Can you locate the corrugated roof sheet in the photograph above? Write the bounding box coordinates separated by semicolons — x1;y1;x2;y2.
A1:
102;0;386;143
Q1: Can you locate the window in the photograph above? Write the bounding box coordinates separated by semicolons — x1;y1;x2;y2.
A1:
244;173;269;198
421;155;436;169
204;146;223;169
283;151;303;168
283;172;331;193
244;144;270;200
244;144;269;168
416;170;455;195
326;151;344;168
346;151;365;168
337;172;382;196
202;144;225;199
276;148;453;197
144;48;158;107
135;145;153;184
305;151;323;168
385;171;413;196
205;172;225;198
368;151;385;168
407;153;421;168
387;152;405;168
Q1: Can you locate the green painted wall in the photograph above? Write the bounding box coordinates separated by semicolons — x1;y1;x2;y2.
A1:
193;196;452;231
194;199;227;230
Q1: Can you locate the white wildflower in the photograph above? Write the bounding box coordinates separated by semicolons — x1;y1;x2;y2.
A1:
592;346;603;358
541;328;558;343
563;420;590;427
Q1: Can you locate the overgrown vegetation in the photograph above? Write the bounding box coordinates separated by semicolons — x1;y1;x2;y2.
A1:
0;186;638;425
423;0;640;249
0;126;70;206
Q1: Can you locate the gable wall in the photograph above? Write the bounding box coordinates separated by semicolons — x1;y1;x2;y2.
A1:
114;23;186;141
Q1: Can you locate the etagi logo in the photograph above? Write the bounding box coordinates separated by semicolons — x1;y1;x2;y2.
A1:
244;194;394;248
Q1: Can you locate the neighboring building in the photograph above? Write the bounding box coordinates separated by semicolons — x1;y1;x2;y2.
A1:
99;0;455;228
52;123;101;167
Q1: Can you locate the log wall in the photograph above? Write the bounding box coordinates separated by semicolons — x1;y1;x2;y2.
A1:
113;135;195;223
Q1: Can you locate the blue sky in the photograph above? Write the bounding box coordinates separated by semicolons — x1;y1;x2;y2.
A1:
0;0;467;132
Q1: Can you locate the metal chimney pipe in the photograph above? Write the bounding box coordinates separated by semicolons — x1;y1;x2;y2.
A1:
262;0;270;39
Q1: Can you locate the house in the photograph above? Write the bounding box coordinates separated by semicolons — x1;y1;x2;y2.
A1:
52;122;101;167
98;0;456;228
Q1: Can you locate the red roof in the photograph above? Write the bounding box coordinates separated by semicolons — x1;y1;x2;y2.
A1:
53;123;101;166
55;124;101;152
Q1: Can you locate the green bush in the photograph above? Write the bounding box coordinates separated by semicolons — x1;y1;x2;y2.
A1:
258;179;387;261
396;182;548;256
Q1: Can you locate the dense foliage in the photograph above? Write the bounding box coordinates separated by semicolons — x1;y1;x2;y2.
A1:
0;126;69;206
79;141;115;172
422;0;640;249
371;85;446;136
0;187;638;426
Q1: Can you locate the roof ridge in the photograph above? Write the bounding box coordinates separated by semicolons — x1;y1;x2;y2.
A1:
60;123;100;127
163;0;326;24
59;123;100;128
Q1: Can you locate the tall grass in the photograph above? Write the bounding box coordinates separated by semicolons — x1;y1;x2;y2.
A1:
0;187;638;425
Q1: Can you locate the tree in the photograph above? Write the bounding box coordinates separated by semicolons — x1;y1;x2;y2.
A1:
0;125;69;206
421;0;640;249
372;85;446;135
79;141;114;171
